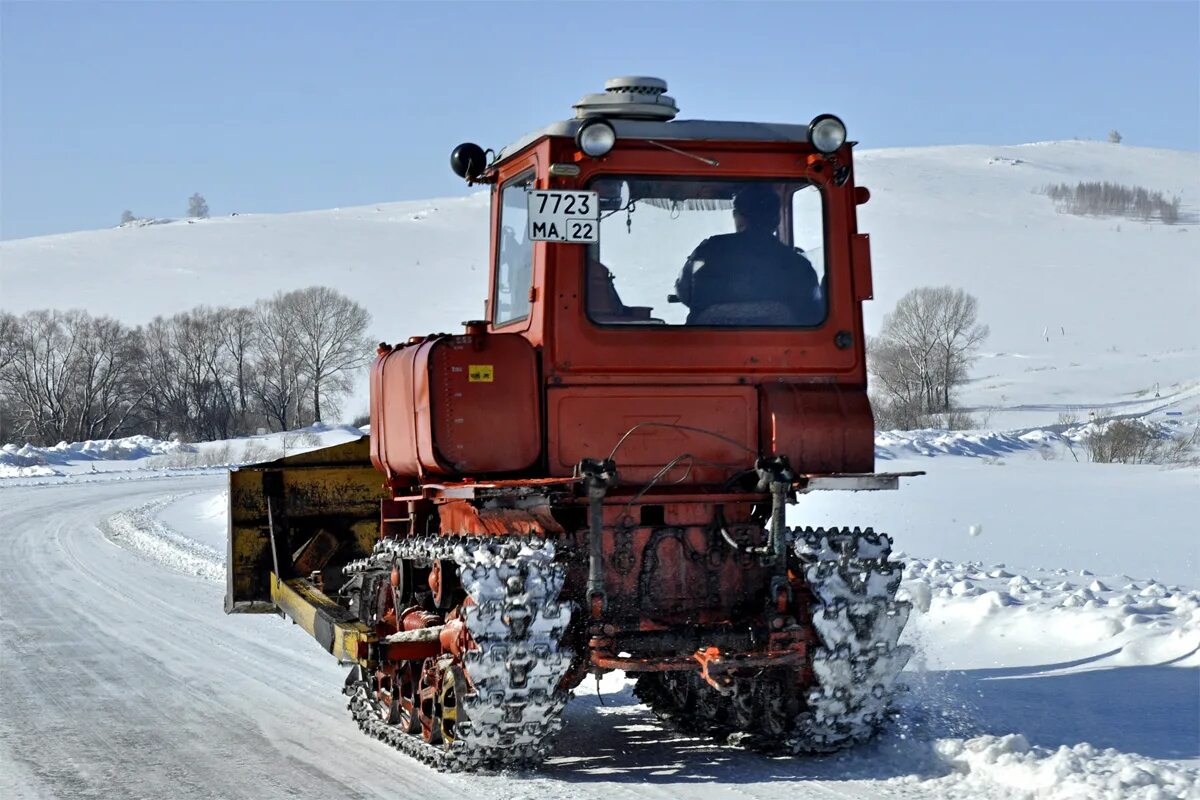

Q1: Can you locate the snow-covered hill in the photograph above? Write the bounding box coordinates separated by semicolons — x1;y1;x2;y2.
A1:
3;140;1197;426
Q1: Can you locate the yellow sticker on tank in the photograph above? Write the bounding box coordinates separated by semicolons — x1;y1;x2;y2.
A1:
468;365;494;383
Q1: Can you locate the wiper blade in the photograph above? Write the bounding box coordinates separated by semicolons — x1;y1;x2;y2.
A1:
647;140;720;167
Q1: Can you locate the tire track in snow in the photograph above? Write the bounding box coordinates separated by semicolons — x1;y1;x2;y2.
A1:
101;492;224;581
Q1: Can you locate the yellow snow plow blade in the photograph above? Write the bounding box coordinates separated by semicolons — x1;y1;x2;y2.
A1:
224;436;385;615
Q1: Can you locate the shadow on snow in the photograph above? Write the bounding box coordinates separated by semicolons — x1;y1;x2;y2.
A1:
908;648;1199;762
538;651;1197;783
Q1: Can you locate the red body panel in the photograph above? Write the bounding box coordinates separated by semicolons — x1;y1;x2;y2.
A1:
547;385;758;483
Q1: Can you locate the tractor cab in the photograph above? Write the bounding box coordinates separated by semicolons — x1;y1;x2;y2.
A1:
411;76;878;485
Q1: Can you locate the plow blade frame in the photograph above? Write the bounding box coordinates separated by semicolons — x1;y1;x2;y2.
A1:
225;436;386;614
270;573;373;664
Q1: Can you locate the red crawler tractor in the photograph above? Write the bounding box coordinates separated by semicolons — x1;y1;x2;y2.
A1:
225;76;916;770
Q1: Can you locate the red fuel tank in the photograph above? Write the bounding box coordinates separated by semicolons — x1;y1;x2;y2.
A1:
370;333;542;482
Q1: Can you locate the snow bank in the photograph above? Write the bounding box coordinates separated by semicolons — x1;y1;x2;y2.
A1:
0;423;366;481
930;734;1200;799
899;554;1200;670
0;463;63;478
874;412;1198;462
875;428;1077;460
1;434;185;467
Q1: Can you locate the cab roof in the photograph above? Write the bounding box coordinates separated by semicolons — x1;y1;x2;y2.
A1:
496;118;814;163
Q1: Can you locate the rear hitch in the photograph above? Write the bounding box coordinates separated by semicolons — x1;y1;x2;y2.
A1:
693;646;735;694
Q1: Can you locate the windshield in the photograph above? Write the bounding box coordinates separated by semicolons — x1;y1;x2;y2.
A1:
587;177;826;327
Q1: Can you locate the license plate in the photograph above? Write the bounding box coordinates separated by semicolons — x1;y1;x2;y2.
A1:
527;190;599;243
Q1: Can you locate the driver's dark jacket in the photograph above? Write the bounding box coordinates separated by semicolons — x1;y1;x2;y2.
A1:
675;231;822;324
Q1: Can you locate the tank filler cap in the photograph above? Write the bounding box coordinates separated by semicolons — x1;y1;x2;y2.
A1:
573;76;679;121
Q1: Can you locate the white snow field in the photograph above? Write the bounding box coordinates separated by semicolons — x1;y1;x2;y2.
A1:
1;140;1198;797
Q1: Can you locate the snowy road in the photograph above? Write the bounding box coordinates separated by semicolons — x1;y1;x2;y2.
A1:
1;475;1196;799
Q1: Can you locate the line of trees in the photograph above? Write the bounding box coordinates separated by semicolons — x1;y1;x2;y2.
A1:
120;193;210;226
1040;181;1182;223
868;286;989;430
0;287;372;446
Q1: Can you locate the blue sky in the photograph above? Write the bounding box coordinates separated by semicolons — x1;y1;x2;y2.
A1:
2;1;1197;240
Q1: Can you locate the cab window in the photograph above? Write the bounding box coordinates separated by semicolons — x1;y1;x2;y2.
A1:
494;174;534;325
587;177;826;328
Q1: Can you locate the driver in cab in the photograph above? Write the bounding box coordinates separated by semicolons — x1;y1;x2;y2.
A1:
674;185;822;326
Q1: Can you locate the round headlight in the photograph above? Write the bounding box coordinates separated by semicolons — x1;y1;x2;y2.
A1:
576;119;617;158
809;114;847;154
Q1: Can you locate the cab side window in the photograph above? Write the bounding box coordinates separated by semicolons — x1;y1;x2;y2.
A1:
494;175;534;325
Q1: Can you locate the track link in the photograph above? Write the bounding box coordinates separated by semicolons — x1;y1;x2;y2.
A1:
344;535;574;771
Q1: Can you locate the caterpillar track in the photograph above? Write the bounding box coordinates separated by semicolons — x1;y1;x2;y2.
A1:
343;536;575;771
635;526;912;753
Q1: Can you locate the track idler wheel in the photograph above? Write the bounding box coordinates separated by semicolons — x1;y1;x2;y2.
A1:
437;662;470;745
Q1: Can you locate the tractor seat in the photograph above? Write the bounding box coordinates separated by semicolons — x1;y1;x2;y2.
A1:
690;301;796;326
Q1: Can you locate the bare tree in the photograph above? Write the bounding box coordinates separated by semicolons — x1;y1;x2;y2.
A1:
248;298;309;431
140;315;190;438
1;287;372;445
0;311;141;444
1040;181;1182;223
1108;130;1122;144
0;312;20;442
0;312;18;375
868;286;989;429
869;289;942;413
268;287;372;422
215;306;257;426
0;310;82;443
867;337;929;430
120;210;135;224
139;308;245;440
188;193;209;219
931;289;990;410
65;314;145;441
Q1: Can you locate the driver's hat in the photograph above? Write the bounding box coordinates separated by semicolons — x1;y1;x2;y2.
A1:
732;185;781;226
